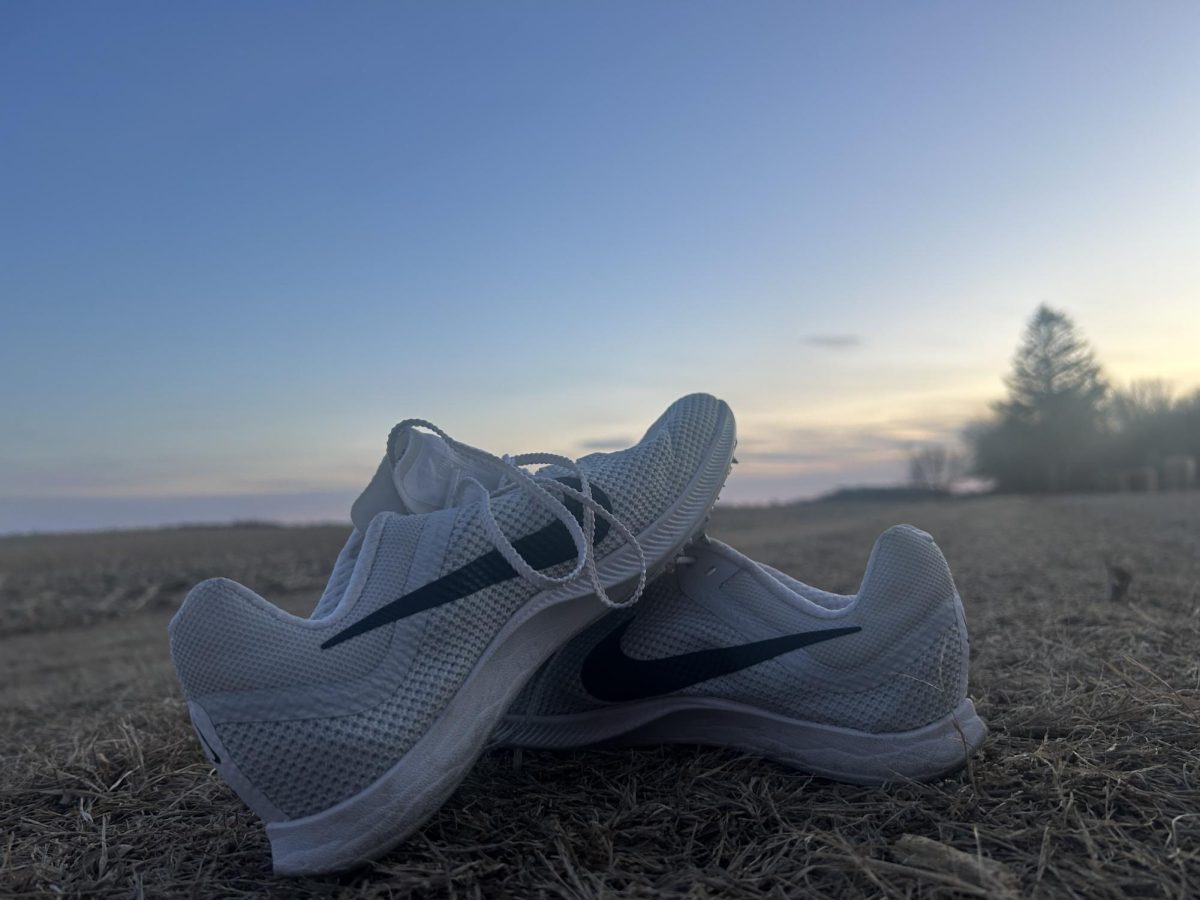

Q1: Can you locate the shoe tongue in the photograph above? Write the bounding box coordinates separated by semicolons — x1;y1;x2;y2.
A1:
350;429;505;530
393;430;500;514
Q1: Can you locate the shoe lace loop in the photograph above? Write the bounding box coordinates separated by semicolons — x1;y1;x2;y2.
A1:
391;420;647;609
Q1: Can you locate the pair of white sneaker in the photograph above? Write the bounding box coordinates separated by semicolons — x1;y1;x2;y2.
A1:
168;393;986;876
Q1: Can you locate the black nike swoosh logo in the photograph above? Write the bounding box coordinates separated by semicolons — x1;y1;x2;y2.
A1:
579;619;862;702
322;477;612;649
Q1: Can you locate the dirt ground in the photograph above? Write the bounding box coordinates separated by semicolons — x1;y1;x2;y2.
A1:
2;493;1198;897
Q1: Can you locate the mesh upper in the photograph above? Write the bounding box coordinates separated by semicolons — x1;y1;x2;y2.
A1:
503;525;968;735
310;527;365;620
168;393;731;819
169;516;423;698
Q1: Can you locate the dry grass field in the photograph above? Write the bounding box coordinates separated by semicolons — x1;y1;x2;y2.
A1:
2;493;1199;898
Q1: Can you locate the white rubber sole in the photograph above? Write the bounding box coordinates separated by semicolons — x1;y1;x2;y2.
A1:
498;696;987;784
262;403;737;875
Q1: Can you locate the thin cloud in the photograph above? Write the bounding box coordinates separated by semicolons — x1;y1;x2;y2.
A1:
577;435;635;452
735;414;969;478
803;334;862;348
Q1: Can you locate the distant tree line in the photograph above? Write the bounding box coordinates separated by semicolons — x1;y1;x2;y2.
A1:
964;305;1200;493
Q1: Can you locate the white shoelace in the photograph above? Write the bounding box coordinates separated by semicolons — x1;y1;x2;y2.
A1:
672;534;717;575
390;420;647;609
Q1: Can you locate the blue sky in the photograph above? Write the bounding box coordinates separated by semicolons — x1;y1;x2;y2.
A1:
2;2;1198;532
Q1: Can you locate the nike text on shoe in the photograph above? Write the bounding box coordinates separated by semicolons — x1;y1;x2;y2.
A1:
168;394;736;875
495;525;987;784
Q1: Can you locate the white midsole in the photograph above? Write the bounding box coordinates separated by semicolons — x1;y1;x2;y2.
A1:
496;695;988;785
263;405;737;875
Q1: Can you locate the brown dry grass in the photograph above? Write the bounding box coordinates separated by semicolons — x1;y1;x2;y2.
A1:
0;524;348;639
2;493;1199;897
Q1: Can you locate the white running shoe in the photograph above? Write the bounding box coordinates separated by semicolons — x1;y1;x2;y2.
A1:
168;393;736;875
494;528;987;784
334;417;984;782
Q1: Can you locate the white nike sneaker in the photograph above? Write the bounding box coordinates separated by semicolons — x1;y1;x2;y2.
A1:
168;393;736;875
335;418;984;782
493;528;987;784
